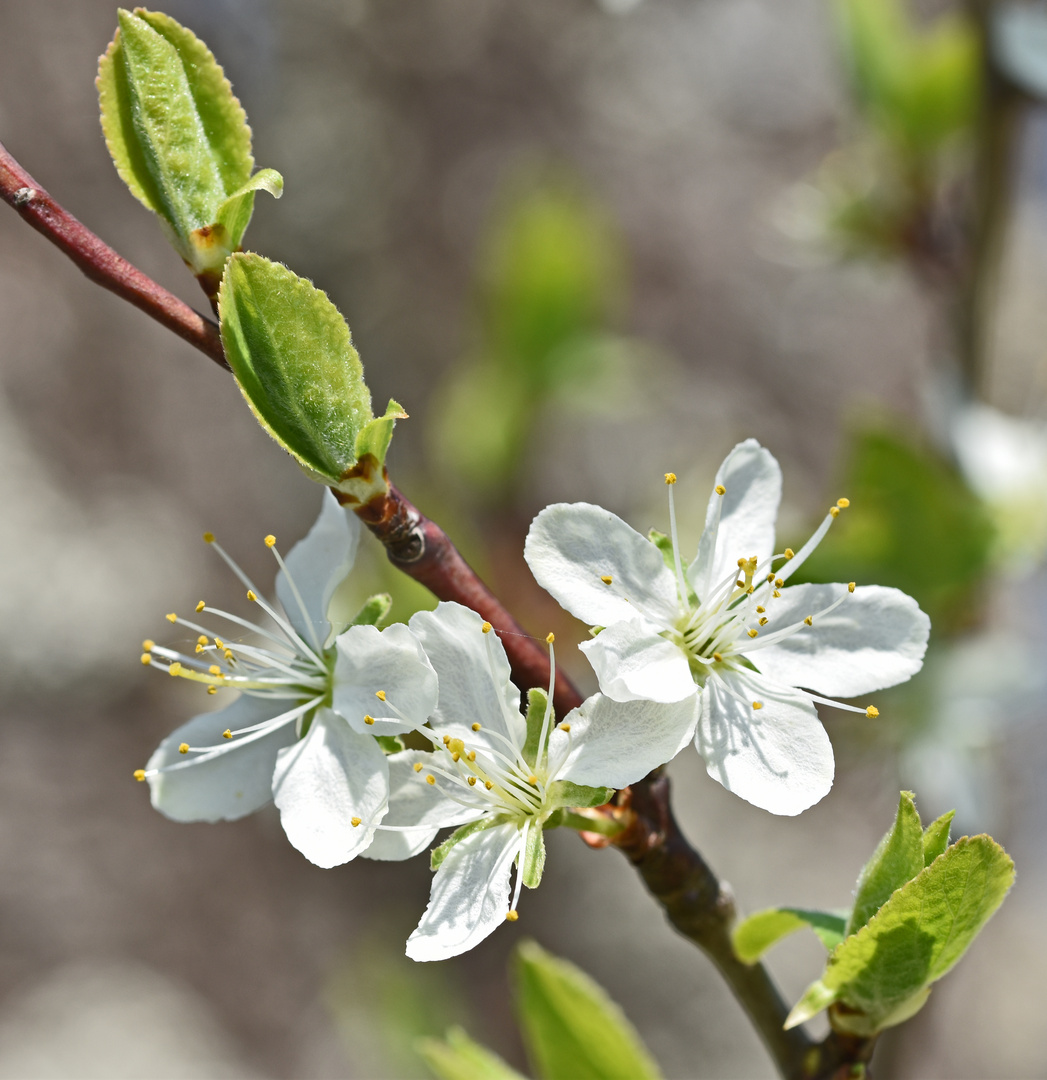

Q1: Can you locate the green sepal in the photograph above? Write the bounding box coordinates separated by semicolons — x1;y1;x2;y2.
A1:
418;1026;527;1080
922;809;955;866
431;817;509;872
374;735;404;754
335;399;408;506
350;593;394;628
733;907;849;963
787;835;1015;1033
513;940;663;1080
546;780;614;811
219;253;378;484
847;790;924;935
522;687;551;769
648;529;675;571
98;9;280;272
521;824;546;889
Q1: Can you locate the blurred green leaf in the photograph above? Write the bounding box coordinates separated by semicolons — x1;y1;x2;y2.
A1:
847;791;925;936
219;254;394;493
420;1027;527;1080
788;835;1014;1034
98;9;281;275
733;908;849;963
513;940;662;1080
789;425;994;633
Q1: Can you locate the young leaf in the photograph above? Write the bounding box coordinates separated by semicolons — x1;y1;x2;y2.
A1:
219;254;380;485
733;907;849;963
788;835;1014;1034
98;9;281;275
513;940;662;1080
847;791;924;935
922;809;955;866
418;1026;527;1080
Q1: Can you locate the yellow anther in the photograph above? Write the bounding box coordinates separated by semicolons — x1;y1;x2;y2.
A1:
837;497;850;509
351;816;362;827
848;582;856;593
364;715;375;725
140;653;152;665
246;590;257;601
451;752;461;762
665;472;677;485
197;635;208;646
527;775;538;785
203;532;215;544
756;606;765;614
142;639;154;651
468;776;477;786
747;629;759;638
866;706;879;718
209;665;221;676
735;579;743;587
752;701;763;710
485;781;493;790
467;751;476;762
472;723;482;732
133;769;146;782
775;578;784;588
767;573;776;583
178;742;189;754
426;774;436;785
830;506;840;518
712;652;723;662
601;575;613;585
166;613;177;623
448;739;465;755
481;622;492;634
265;534;276;547
715;484;726;495
169;662;182;676
773;589;781;598
506;910;520;922
195;644;205;654
442;735;452;745
413;762;423;773
784;548;795;559
195;601;206;613
559;723;571;733
546;632;555;644
207;687;217;695
223;650;234;661
215;638;224;649
759;617;768;626
804;615;813;626
376;690;386;701
222;729;232;739
737;557;746;568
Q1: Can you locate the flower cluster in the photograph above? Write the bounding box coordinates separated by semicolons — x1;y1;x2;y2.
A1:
137;441;929;958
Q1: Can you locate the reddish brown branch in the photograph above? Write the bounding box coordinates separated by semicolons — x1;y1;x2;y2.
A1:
0;140;227;369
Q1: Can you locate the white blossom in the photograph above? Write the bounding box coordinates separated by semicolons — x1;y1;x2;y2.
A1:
525;439;930;815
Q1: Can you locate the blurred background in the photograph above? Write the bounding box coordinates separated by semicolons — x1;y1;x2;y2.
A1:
2;0;1047;1075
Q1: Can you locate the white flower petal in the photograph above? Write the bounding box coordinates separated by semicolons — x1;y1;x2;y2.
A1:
364;751;483;862
333;622;438;736
696;671;833;816
272;708;389;868
410;603;526;749
146;694;296;822
750;583;931;697
579;620;696;703
688;440;781;601
406;821;521;962
525;503;679;628
551;693;700;789
276;490;361;651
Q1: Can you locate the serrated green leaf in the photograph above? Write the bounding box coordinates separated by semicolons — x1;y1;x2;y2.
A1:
922;810;955;866
521;824;546;890
733;908;849;964
791;835;1014;1033
431;817;507;872
514;941;661;1080
98;9;280;272
522;688;551;769
847;791;925;935
219;253;374;483
546;781;613;812
350;593;394;627
419;1026;528;1080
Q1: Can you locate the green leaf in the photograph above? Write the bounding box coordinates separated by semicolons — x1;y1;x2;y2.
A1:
375;735;404;754
521;825;546;890
98;9;280;273
431;818;508;872
847;791;925;935
733;908;849;963
789;836;1015;1034
419;1026;528;1080
922;810;955;867
355;399;408;468
350;593;394;627
219;253;376;484
513;941;662;1080
522;688;552;769
545;781;614;812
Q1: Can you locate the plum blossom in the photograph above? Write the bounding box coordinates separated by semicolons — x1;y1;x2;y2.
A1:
525;439;931;816
136;491;436;868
